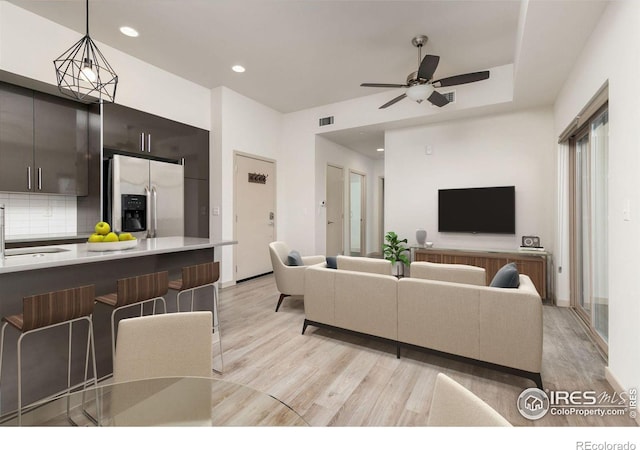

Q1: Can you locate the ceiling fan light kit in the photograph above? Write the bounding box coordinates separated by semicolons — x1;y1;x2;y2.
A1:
406;84;434;103
361;34;489;109
54;0;118;103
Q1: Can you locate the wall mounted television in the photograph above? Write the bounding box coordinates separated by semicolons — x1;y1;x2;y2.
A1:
438;186;516;234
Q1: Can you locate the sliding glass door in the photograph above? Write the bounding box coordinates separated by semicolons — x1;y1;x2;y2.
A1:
570;107;609;350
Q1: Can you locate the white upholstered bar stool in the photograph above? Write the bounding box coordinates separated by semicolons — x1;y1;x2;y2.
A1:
0;284;98;426
168;261;223;373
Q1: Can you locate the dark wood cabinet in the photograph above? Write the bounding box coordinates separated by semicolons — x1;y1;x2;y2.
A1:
103;103;209;180
0;82;88;195
34;93;88;195
102;102;210;237
413;247;549;300
0;83;35;192
184;177;209;238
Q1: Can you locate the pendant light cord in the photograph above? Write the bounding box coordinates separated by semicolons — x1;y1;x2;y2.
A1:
85;0;89;35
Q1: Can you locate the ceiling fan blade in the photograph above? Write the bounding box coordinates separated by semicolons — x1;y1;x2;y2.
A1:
379;93;407;109
432;71;490;87
417;54;440;81
361;83;407;88
427;91;449;107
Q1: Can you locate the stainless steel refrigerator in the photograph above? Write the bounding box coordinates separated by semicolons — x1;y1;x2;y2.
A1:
105;154;184;238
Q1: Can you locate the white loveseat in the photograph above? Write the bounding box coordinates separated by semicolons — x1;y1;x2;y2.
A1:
302;257;543;388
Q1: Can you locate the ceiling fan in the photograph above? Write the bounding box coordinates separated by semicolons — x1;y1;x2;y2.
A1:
361;35;490;109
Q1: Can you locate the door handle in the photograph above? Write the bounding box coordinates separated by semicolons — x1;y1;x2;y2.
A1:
147;134;151;153
37;167;42;190
141;132;145;152
328;221;334;224
145;186;152;238
151;186;158;237
27;166;32;190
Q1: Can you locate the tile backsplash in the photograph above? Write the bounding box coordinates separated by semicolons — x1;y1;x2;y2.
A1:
0;192;77;237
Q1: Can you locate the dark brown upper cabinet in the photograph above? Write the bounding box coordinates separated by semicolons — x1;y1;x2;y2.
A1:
102;103;209;180
0;82;88;195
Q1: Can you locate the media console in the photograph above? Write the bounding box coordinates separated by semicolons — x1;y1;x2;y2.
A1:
412;246;551;301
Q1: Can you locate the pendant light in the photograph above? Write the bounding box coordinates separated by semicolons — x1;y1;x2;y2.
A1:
54;0;118;103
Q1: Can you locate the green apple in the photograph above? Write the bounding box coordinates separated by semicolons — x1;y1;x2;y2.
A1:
118;232;134;241
95;221;111;235
103;232;119;242
88;233;104;243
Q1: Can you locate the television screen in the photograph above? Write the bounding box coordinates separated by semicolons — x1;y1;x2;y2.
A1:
438;186;515;234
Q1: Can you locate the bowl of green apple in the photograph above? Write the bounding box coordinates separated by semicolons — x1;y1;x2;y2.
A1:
87;222;138;251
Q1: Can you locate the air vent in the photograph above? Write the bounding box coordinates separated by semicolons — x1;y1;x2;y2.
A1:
443;91;456;104
319;116;334;127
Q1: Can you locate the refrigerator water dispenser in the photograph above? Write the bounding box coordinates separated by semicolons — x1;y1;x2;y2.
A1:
121;194;147;232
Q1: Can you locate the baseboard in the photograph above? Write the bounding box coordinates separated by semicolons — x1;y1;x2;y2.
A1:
604;367;639;426
219;280;236;289
555;298;570;307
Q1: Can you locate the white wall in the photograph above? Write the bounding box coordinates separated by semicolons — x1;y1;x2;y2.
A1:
0;1;211;130
553;0;640;400
211;87;282;285
280;63;516;257
384;107;555;252
314;136;381;256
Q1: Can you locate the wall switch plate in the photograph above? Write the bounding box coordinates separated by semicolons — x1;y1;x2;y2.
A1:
212;207;220;216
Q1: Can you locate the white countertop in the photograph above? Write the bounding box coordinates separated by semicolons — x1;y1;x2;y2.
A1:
0;237;237;275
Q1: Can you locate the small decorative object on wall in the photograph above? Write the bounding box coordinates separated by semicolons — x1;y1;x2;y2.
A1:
383;231;410;277
248;173;268;184
416;228;427;246
521;236;541;248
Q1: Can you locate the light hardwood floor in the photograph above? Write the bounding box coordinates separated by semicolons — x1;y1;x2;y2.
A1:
213;274;636;427
14;273;635;428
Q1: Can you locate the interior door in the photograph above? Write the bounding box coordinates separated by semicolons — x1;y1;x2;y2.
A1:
235;154;276;281
349;171;366;256
326;164;344;256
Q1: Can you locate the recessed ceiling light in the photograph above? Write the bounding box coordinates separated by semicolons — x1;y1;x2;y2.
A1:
377;148;385;152
232;65;246;73
119;26;139;37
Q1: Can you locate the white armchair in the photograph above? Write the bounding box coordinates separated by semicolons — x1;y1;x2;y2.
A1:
268;241;325;312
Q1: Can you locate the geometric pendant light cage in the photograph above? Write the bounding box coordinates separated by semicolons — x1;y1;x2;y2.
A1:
54;0;118;103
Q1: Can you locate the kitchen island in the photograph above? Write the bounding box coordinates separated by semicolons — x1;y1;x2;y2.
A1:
0;236;235;417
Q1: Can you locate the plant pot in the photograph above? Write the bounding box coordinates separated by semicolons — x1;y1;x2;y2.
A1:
393;261;405;277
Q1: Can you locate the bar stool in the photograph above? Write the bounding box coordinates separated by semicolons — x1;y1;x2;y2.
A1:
0;284;97;426
168;261;223;373
95;271;168;368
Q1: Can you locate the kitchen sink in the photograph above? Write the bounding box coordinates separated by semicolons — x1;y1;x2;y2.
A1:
5;247;70;257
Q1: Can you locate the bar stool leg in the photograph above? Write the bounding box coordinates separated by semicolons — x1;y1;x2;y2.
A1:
17;334;24;426
213;290;224;374
0;323;7;393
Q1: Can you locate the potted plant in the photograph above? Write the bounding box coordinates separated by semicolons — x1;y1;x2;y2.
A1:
383;231;410;277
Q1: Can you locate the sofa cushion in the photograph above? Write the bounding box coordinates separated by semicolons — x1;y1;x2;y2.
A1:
287;250;304;266
336;255;392;275
489;263;520;288
326;256;338;269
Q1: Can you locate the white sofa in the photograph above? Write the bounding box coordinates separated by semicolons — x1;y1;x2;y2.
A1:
303;257;543;388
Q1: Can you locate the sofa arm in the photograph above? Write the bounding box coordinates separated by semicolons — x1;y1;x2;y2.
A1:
477;275;543;373
410;261;486;286
304;264;336;325
302;255;325;266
